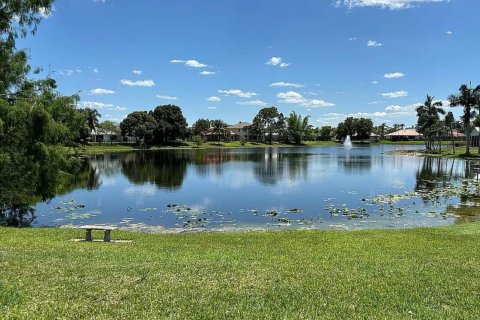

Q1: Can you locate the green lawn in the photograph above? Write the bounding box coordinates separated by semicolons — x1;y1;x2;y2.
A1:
1;224;480;319
70;144;136;155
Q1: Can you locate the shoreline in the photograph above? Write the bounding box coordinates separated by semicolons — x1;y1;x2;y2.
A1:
70;140;430;155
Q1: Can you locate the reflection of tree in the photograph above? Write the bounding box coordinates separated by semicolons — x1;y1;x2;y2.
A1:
338;154;372;173
253;150;308;186
415;157;467;192
414;157;477;205
0;158;100;227
121;151;188;190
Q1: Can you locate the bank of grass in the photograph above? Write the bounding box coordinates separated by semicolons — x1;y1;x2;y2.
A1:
391;145;480;159
1;224;480;319
73;141;340;155
70;144;136;155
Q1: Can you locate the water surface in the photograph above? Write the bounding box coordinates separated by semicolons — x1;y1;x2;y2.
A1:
33;145;480;232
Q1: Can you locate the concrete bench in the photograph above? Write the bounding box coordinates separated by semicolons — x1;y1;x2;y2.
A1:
78;225;117;242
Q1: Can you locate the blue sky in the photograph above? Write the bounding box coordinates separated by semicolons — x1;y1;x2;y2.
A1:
18;0;480;127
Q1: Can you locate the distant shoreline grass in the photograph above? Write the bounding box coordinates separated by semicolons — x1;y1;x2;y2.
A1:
70;140;437;155
1;223;479;319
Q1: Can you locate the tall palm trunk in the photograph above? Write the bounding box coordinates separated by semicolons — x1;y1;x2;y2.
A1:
466;121;471;155
450;128;455;154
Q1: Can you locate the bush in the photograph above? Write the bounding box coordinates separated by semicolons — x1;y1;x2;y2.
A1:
193;135;203;147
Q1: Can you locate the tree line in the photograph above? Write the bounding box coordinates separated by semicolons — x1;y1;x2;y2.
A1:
416;83;480;154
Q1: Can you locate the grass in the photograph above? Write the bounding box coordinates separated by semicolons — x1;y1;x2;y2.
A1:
70;144;136;155
1;224;480;319
391;145;480;159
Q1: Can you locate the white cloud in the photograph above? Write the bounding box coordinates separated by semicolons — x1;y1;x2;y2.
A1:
59;68;82;76
207;106;217;110
384;102;421;116
207;96;221;102
93;67;99;73
218;89;258;98
80;101;127;111
170;59;208;68
277;91;335;108
348;37;357;40
386;104;408;111
349;111;388;118
266;57;290;68
335;0;448;10
156;94;178;100
93;0;106;3
367;40;382;47
446;31;453;35
120;79;155;87
384;72;405;79
372;81;378;84
269;82;304;88
381;90;408;98
236;100;268;107
89;88;115;95
133;70;142;75
200;71;216;75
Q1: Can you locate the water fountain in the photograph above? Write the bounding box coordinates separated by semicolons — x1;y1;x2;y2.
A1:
344;135;352;148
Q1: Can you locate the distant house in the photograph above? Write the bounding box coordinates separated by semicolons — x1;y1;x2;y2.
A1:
369;133;380;142
202;131;237;142
90;129;123;143
385;129;423;141
470;127;480;147
448;130;465;139
227;122;251;140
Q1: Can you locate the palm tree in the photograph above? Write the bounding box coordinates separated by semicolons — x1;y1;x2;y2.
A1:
448;84;480;155
210;119;228;141
85;108;101;132
416;95;445;150
444;112;455;153
287;111;310;144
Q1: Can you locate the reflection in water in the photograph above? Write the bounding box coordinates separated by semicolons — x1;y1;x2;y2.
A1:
18;146;480;230
338;153;373;174
0;158;100;227
116;149;315;187
121;151;188;190
413;157;480;222
253;151;309;185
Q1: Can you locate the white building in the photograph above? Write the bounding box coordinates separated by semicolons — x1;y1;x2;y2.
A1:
227;122;251;140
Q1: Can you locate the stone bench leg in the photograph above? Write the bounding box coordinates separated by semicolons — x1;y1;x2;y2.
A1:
85;229;92;241
103;230;111;242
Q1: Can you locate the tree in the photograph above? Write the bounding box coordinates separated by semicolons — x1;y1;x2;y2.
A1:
192;135;203;147
210;119;229;141
252;107;280;144
377;123;389;139
336;122;348;141
286;111;310;144
445;112;456;153
191;118;211;136
0;0;54;97
319;126;333;141
416;95;445;150
449;84;480;155
355;118;374;141
120;111;157;144
83;108;101;132
98;120;120;135
151;105;188;144
0;0;91;226
392;123;405;132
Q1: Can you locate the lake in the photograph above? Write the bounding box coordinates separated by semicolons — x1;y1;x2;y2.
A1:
33;145;480;232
